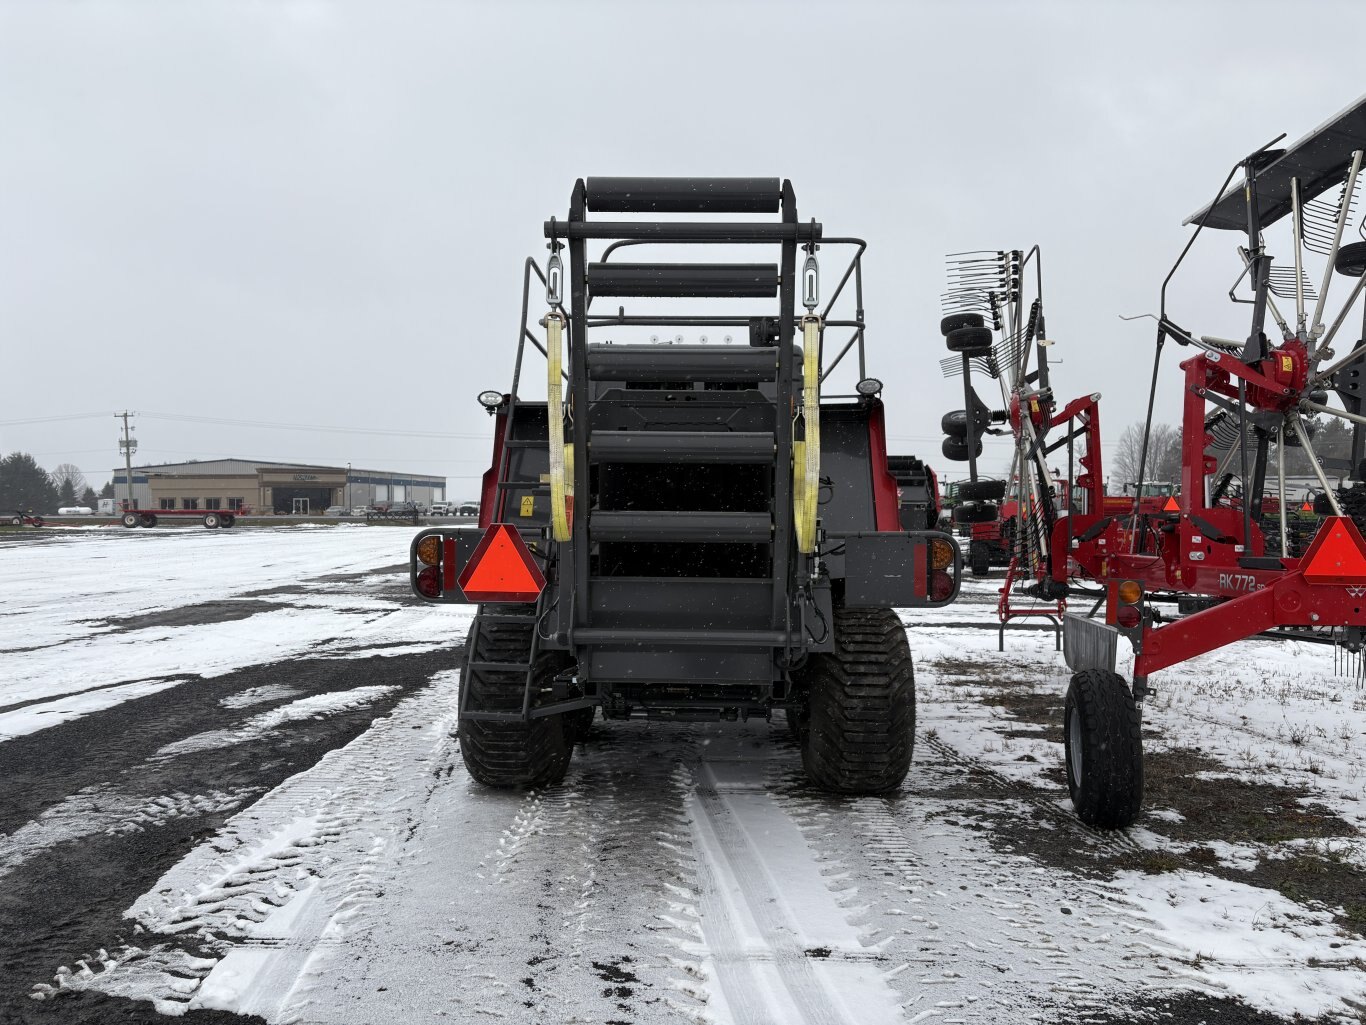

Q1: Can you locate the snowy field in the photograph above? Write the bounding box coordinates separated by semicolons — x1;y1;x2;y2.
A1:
3;525;1366;1024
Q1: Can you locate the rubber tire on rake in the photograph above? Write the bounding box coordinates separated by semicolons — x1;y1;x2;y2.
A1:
941;408;991;439
941;436;982;462
1063;669;1143;829
953;501;999;524
458;620;574;789
799;607;915;795
1334;240;1366;277
945;326;994;355
957;479;1007;502
940;313;984;335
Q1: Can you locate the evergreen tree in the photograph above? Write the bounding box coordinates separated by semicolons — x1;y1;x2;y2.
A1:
80;486;98;507
99;481;114;499
0;453;60;513
58;478;77;506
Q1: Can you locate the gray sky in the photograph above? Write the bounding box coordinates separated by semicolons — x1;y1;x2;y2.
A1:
4;0;1366;496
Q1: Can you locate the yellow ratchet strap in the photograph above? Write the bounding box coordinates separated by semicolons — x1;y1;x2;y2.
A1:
545;312;573;542
794;314;821;553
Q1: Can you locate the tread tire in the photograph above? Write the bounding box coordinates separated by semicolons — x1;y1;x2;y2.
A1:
970;541;991;576
958;479;1006;502
941;436;982;462
940;313;984;335
1064;669;1143;828
1335;240;1366;278
10;516;22;526
945;326;994;354
953;501;998;524
203;513;220;529
458;620;573;789
121;513;139;528
800;607;915;795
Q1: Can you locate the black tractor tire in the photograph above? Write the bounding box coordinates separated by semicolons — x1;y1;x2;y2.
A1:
203;513;220;529
121;513;139;528
567;706;595;743
1064;669;1143;829
958;479;1006;502
953;501;998;524
458;621;574;788
139;513;155;528
941;436;982;462
220;514;235;528
945;326;994;354
1335;240;1366;278
940;312;984;336
799;607;915;795
970;541;992;576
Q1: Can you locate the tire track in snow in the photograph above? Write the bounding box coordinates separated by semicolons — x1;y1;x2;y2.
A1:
773;751;1186;1022
682;751;904;1025
31;671;464;1018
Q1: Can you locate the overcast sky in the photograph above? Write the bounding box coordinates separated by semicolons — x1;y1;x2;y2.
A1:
4;1;1366;497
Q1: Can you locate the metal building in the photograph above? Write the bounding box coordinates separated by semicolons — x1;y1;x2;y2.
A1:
110;459;445;514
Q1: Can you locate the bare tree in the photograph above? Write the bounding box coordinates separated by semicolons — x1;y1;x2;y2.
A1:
1109;422;1181;494
51;463;87;493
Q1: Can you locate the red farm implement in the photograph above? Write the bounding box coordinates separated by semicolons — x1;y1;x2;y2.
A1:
118;503;247;529
939;96;1366;828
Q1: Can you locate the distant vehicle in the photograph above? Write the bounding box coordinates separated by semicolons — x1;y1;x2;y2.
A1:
323;505;347;516
430;502;452;516
351;506;370;516
457;502;479;517
57;506;93;516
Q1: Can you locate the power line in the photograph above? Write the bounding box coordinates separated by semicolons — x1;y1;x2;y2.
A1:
0;411;113;426
140;412;485;440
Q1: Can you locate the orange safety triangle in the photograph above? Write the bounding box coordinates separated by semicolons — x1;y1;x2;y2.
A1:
1301;501;1313;512
1163;496;1179;512
457;523;546;602
1302;516;1366;585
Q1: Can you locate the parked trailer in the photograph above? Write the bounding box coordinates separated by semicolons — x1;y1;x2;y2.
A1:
118;507;244;529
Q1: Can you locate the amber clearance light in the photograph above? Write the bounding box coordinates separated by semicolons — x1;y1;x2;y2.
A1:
930;538;955;571
417;535;442;567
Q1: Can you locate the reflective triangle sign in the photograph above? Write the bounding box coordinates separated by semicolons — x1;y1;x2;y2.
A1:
1301;516;1366;585
1301;501;1313;512
1163;497;1179;512
457;523;546;602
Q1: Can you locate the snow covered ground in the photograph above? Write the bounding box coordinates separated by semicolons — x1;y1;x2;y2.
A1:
4;525;1366;1024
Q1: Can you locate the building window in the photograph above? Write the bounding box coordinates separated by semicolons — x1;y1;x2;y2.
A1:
204;497;221;510
227;498;244;511
159;498;175;510
182;498;199;510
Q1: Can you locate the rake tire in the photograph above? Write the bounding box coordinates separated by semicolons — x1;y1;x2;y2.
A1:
940;313;984;335
800;607;915;795
970;541;991;576
458;621;573;789
945;326;994;354
1064;669;1143;829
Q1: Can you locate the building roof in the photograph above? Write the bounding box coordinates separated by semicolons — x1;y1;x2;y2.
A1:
114;458;444;483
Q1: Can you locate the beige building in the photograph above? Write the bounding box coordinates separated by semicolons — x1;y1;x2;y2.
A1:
112;459;445;514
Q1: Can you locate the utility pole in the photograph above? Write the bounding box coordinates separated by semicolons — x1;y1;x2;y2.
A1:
116;412;138;510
